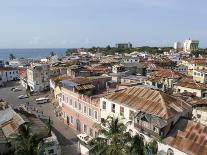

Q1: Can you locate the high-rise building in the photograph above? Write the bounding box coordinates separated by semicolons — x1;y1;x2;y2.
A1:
183;39;199;53
116;42;132;48
174;41;181;50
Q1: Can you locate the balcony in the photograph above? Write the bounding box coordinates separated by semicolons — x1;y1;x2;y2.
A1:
134;123;160;138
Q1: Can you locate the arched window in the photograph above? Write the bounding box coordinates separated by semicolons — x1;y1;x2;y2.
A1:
167;148;174;155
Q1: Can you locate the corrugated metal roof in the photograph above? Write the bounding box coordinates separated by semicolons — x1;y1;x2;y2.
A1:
105;87;191;120
164;119;207;155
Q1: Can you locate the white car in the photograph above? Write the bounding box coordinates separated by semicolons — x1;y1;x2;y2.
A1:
77;133;93;144
18;95;29;99
13;88;22;92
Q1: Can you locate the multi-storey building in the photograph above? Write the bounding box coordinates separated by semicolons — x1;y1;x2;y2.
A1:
193;68;207;83
116;42;132;48
59;76;111;137
27;63;50;92
183;39;199;53
0;67;19;86
100;87;192;154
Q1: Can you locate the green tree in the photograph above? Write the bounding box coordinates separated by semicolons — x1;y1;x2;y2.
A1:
128;135;146;155
89;116;146;155
11;123;43;155
9;53;16;60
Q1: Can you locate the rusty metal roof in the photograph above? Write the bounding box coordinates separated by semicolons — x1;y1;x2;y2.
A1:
164;119;207;155
152;69;186;79
176;80;207;90
105;87;191;120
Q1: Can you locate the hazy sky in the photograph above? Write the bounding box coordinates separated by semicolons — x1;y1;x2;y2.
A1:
0;0;207;48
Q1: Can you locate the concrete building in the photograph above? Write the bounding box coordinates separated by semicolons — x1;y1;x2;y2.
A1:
60;80;101;138
100;87;192;155
174;79;207;98
0;67;19;86
184;39;199;53
193;69;207;83
9;58;33;67
27;63;50;92
174;41;181;50
116;42;132;48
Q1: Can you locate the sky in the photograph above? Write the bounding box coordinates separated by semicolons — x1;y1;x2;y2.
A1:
0;0;207;48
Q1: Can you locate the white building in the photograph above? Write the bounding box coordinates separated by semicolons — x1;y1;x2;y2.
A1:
27;63;50;92
174;41;181;50
0;67;19;85
43;132;61;155
9;58;33;67
184;39;199;53
100;87;192;154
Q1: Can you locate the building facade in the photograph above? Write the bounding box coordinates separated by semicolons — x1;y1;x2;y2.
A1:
60;87;100;138
27;64;50;92
184;39;199;53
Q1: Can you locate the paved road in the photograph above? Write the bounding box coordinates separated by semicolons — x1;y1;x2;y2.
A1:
0;81;80;155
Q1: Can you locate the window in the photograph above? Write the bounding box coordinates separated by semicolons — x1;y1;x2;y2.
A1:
89;108;92;116
79;103;82;111
70;99;72;105
101;118;106;127
111;103;115;113
62;95;65;101
129;110;134;120
120;106;124;116
95;131;98;137
70;116;73;124
94;111;98;119
84;124;87;133
48;149;54;154
75;101;77;108
167;148;174;155
89;108;93;117
102;101;106;110
84;106;87;114
66;97;68;103
90;128;93;137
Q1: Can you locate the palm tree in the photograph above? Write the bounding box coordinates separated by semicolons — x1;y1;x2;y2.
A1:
128;135;146;155
89;116;132;155
11;123;43;155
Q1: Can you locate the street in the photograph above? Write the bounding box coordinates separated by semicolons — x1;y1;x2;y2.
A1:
0;81;80;155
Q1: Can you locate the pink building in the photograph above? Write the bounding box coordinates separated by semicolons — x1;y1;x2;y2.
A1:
60;83;101;138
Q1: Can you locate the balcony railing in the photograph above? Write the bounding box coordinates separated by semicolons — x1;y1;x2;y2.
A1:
134;123;160;138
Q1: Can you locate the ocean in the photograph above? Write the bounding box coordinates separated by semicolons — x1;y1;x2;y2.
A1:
0;48;68;61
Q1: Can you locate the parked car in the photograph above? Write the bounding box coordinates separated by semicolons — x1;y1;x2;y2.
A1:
77;133;93;145
13;88;22;92
18;95;29;99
